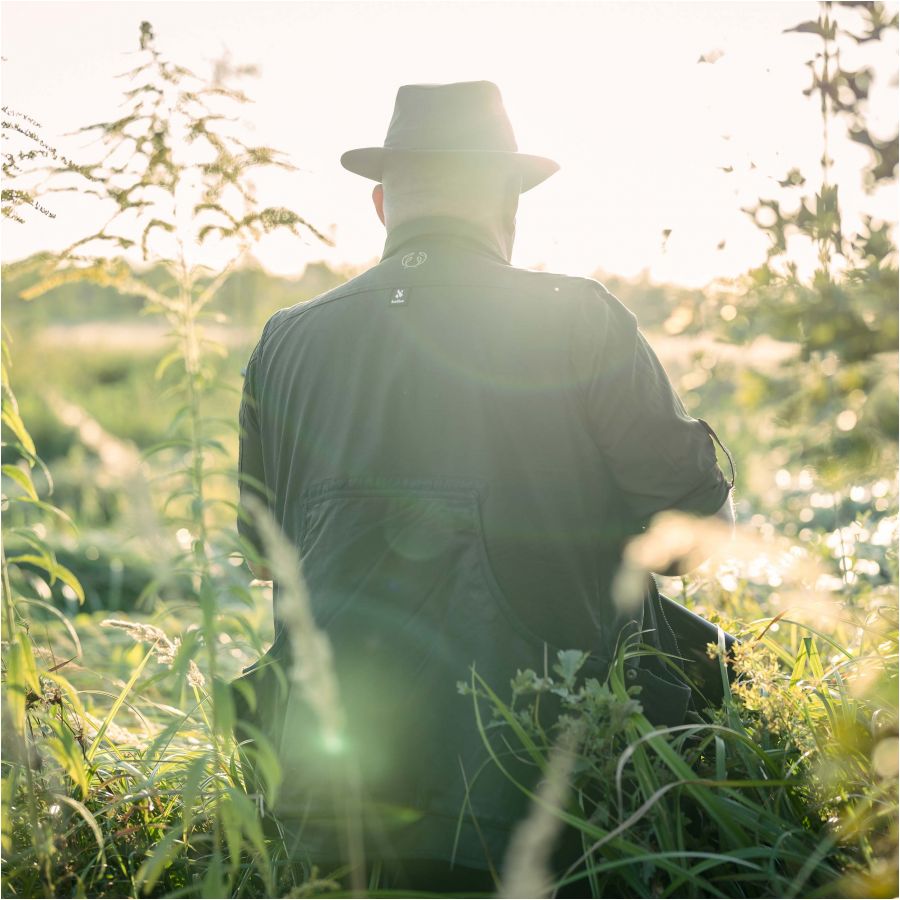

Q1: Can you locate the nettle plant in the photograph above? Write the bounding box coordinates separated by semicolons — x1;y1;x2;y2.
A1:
24;19;328;688
8;20;330;892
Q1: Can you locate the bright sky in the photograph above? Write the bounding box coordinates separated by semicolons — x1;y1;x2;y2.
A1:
2;1;897;287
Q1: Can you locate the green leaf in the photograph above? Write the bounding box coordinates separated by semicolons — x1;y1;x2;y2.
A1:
783;19;835;39
7;554;84;604
7;553;58;576
220;793;242;879
715;734;727;782
16;598;83;661
45;721;89;796
2;463;37;501
4;634;41;735
471;668;547;772
154;349;184;381
212;676;236;739
86;643;156;762
200;848;227;899
18;260;130;301
136;825;182;894
180;755;208;839
141;438;193;458
553;649;589;688
229;785;269;866
14;497;77;530
57;563;86;605
790;639;809;687
52;794;107;870
1;404;36;457
17;631;41;695
139;217;175;261
230;719;282;809
805;637;825;681
783;20;823;35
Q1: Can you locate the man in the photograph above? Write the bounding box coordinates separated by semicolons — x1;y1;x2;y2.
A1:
235;81;734;890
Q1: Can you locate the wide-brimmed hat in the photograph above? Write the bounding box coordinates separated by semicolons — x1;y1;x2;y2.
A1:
340;81;559;193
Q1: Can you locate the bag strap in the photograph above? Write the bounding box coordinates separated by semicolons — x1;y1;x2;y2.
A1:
698;419;736;490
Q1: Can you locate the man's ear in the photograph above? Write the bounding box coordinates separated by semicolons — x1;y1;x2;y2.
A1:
372;184;385;225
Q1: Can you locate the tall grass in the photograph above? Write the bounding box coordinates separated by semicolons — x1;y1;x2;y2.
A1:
2;22;334;897
484;537;898;898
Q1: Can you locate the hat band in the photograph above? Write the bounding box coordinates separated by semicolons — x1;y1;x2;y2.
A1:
383;127;518;154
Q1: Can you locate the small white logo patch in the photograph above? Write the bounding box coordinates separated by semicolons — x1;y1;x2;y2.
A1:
401;250;428;268
391;288;408;305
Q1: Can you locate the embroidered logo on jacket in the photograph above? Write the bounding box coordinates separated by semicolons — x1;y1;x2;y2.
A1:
401;251;427;268
390;288;408;305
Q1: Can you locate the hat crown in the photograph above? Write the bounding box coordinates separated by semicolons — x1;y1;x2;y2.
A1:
383;81;518;153
340;80;559;192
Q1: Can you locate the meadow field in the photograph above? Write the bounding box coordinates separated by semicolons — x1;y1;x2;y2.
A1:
1;4;898;898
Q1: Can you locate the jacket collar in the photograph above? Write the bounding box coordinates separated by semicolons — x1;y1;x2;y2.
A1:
380;215;513;265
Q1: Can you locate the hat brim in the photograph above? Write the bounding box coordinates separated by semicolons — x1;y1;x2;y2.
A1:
340;147;559;193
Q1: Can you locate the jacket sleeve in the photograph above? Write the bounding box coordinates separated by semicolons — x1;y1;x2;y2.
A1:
237;337;269;561
572;280;733;524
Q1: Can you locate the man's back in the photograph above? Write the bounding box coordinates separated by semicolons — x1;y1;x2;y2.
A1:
237;215;731;869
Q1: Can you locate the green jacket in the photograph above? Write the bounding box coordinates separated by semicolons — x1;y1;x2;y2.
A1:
234;215;732;869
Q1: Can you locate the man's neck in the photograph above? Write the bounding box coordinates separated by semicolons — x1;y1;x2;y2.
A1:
381;214;516;264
